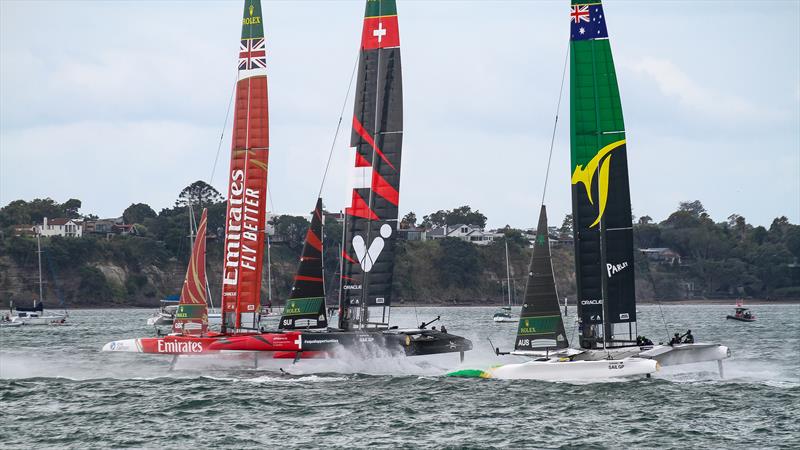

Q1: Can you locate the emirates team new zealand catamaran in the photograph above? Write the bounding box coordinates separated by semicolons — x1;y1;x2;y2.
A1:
103;0;471;361
449;0;729;380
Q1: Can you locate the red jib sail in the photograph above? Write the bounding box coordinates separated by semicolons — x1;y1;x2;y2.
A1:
172;208;209;336
221;0;270;332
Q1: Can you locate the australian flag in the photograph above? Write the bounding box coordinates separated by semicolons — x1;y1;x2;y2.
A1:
570;4;609;41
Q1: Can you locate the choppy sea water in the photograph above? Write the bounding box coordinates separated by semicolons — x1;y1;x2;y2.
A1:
1;304;798;449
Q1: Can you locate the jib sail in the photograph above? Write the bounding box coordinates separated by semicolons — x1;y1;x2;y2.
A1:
569;0;636;348
514;206;568;352
221;0;270;332
338;0;403;330
280;198;328;330
173;208;209;336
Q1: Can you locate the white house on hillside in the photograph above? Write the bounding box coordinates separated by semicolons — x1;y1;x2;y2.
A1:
36;217;83;238
428;224;501;246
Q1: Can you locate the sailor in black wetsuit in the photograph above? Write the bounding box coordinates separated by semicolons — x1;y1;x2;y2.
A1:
669;333;681;346
683;330;694;344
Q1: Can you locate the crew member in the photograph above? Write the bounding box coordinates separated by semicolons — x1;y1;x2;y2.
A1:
683;330;694;344
669;333;681;346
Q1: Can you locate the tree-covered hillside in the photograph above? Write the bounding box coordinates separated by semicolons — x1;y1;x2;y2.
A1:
0;190;797;308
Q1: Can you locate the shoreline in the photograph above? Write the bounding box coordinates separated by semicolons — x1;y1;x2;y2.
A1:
39;298;800;310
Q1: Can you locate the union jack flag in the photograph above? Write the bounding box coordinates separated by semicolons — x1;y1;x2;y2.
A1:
570;5;590;24
239;38;266;71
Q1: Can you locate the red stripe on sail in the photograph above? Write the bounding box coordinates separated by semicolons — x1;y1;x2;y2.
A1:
345;190;379;220
305;230;323;252
294;275;323;282
352;115;396;171
372;170;399;206
342;251;357;264
355;151;371;168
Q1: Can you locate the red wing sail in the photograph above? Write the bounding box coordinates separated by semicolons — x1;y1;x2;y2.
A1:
339;0;403;330
173;209;209;336
221;0;270;332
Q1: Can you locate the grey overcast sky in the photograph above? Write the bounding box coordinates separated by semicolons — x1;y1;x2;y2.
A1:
1;1;798;229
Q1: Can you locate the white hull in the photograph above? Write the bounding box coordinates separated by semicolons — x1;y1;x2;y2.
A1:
1;321;23;328
102;338;142;353
493;316;516;323
11;313;67;326
486;357;658;381
638;343;730;366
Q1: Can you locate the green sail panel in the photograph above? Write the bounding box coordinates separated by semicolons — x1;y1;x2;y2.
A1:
569;1;636;348
514;206;568;351
241;0;264;40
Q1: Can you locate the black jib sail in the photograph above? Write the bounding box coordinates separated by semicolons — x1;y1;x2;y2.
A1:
338;0;403;330
569;0;636;348
280;198;328;330
514;206;569;352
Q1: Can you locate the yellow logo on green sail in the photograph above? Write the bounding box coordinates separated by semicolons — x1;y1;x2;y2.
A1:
571;139;626;228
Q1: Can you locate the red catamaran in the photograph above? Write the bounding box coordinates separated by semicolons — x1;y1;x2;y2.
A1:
103;0;302;356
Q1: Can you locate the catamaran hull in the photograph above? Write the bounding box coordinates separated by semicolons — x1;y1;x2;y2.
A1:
452;358;658;381
298;330;473;358
638;343;730;367
102;333;302;354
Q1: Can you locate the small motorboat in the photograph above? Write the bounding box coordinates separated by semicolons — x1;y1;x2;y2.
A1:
1;320;23;328
727;302;755;322
492;306;516;323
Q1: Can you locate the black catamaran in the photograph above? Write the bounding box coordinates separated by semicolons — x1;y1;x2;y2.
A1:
278;0;471;359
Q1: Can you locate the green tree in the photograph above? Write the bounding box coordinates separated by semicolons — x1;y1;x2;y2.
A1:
437;237;482;288
400;211;417;228
175;181;223;210
61;199;82;219
123;203;157;224
273;215;310;250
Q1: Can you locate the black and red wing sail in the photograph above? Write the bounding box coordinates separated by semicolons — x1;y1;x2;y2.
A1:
279;198;328;329
339;0;403;330
514;206;568;352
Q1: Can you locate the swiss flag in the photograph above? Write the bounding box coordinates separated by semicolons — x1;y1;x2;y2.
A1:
361;16;400;50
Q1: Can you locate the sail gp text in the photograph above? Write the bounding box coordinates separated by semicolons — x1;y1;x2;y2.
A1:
157;340;203;353
224;168;261;286
608;361;625;370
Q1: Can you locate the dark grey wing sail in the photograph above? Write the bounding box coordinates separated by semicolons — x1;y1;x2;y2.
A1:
514;205;569;351
280;198;328;329
338;0;403;330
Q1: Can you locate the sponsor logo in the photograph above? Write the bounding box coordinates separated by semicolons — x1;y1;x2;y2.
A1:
352;224;392;273
571;139;626;228
242;16;261;25
556;334;565;342
619;313;630;320
343;284;362;290
223;168;262;287
606;261;629;278
448;341;457;350
375;297;385;304
157;340;203;353
519;319;537;334
304;339;340;344
608;361;625;370
581;299;603;305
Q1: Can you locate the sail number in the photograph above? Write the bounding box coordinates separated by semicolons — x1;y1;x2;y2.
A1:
517;339;530;346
